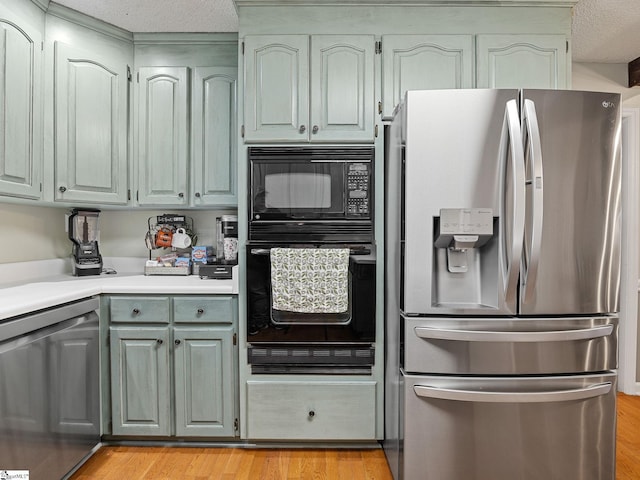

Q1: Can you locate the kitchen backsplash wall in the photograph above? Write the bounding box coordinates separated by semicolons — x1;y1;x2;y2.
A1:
0;203;69;263
0;203;236;264
99;209;236;259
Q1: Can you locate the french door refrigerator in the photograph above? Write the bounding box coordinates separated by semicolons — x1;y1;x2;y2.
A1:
384;89;621;480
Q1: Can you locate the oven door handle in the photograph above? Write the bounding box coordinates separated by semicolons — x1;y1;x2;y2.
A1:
250;248;271;256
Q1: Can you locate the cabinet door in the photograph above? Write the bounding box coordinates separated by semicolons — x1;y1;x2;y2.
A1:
110;326;170;436
173;326;235;437
192;67;237;206
0;19;42;199
310;35;375;142
381;35;474;119
476;34;568;89
137;66;189;206
54;41;128;204
244;35;309;142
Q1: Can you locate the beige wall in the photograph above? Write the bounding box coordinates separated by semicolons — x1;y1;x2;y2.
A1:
0;203;235;264
572;62;640;106
0;203;69;263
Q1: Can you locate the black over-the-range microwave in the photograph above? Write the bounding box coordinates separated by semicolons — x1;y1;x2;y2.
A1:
248;146;374;243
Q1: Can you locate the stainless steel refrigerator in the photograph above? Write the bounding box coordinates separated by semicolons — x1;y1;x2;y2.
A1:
384;89;621;480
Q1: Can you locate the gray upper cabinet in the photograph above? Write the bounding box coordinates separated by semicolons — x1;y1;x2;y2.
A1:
476;34;568;89
0;17;42;200
243;34;375;143
54;41;129;204
136;66;189;206
191;66;237;206
243;34;308;142
381;35;474;119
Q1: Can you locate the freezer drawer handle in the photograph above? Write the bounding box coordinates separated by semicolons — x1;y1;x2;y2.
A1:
414;324;613;342
413;382;612;403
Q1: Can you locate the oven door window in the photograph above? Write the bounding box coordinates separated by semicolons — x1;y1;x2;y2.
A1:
251;162;344;219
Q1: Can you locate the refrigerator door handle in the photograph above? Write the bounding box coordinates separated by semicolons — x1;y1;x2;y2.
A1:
501;99;526;308
521;99;544;304
414;324;614;342
413;382;612;403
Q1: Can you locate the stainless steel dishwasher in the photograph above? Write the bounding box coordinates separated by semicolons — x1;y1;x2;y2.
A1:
0;297;100;479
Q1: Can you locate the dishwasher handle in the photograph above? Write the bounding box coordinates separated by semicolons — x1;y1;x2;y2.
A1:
414;382;612;403
414;324;614;342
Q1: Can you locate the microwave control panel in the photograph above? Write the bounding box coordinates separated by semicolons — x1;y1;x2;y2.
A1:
346;163;370;216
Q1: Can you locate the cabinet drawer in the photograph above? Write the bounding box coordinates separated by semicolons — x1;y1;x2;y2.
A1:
110;297;170;323
247;381;376;440
173;296;235;323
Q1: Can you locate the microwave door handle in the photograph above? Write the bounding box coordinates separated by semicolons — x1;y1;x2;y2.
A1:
501;99;526;308
413;382;612;403
521;99;544;305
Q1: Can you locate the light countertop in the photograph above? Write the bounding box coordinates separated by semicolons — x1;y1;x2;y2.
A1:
0;258;238;320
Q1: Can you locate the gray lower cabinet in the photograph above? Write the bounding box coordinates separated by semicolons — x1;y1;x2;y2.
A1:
108;295;237;438
246;381;377;440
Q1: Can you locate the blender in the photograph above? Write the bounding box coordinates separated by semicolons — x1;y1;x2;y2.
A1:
68;208;103;276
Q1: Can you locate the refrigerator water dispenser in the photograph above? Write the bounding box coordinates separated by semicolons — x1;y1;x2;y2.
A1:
433;208;498;308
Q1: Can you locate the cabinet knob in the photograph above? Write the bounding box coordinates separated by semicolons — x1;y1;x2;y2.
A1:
308;410;315;418
59;186;67;193
195;192;201;198
299;125;306;133
197;308;204;315
132;308;140;316
178;192;184;198
312;125;319;134
156;339;163;345
175;339;181;346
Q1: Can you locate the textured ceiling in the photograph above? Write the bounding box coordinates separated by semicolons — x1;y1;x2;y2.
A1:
53;0;640;64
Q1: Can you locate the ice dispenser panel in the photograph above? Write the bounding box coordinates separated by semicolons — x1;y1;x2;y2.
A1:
434;208;493;272
433;208;499;309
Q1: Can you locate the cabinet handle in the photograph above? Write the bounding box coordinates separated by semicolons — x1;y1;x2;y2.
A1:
132;308;140;316
312;125;319;134
195;192;201;198
308;410;315;418
156;339;163;345
178;192;184;198
197;308;204;315
299;125;306;133
58;186;67;193
175;339;181;346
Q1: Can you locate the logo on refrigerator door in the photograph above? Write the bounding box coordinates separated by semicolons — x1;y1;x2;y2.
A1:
602;101;616;108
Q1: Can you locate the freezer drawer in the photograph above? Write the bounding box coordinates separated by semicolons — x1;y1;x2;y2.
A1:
403;316;618;374
401;372;616;480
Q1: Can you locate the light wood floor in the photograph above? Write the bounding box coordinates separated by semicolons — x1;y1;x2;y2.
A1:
71;393;640;480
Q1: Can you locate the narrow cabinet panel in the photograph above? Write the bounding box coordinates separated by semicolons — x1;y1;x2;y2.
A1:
0;19;41;199
244;35;309;142
137;66;189;206
192;67;237;206
54;41;128;204
173;327;235;437
109;326;171;436
476;34;567;89
381;35;474;118
310;35;375;142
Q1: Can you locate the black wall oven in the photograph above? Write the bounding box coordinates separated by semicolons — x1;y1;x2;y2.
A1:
249;146;374;243
246;243;376;374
